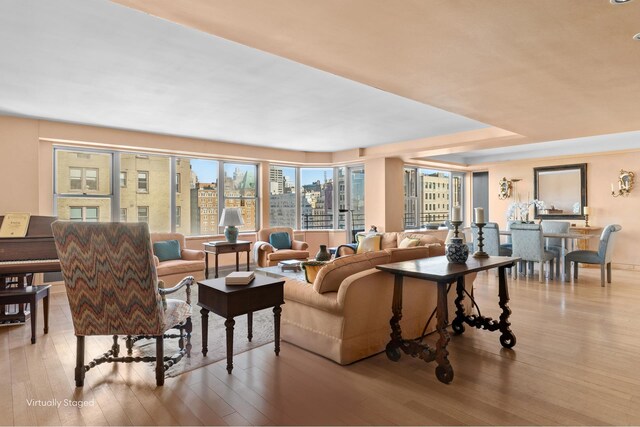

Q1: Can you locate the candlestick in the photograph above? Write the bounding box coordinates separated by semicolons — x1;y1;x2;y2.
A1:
474;207;485;224
451;220;462;238
583;206;590;227
473;222;490;258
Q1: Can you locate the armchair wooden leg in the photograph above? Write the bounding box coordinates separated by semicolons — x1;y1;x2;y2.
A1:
126;335;134;355
607;262;612;284
156;336;165;386
75;336;85;387
185;316;192;358
600;264;606;287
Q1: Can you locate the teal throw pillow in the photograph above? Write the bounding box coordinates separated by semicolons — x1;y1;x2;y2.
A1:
269;232;291;250
153;240;181;262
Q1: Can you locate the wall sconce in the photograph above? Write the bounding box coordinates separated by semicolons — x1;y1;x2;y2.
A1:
611;170;635;197
498;177;513;200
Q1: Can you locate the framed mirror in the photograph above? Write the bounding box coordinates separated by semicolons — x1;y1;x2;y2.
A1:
534;163;587;219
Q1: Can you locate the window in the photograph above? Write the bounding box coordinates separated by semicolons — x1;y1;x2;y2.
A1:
300;167;333;230
120;208;127;222
138;206;149;223
179;158;218;235
137;171;149;192
69;206;99;222
176;173;181;193
69;167;98;192
223;163;258;232
120;172;127;188
269;165;296;228
176;206;181;227
404;166;462;229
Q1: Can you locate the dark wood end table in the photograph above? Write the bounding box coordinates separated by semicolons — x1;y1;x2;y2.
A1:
197;275;285;373
203;240;251;279
376;256;519;384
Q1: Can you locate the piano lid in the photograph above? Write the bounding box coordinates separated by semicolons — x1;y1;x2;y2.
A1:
0;216;59;263
0;215;57;239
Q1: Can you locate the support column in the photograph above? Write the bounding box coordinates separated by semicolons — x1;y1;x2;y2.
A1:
364;157;404;232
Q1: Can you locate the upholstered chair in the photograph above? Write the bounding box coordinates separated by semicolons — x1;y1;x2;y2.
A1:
255;227;309;267
52;221;193;387
150;232;205;285
540;220;571;277
510;223;556;282
565;224;622;287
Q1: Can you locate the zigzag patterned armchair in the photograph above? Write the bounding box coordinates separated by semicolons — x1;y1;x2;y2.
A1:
52;221;193;387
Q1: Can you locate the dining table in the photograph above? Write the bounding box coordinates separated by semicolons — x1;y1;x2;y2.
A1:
499;230;595;281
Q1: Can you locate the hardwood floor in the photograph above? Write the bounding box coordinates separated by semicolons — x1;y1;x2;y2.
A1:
4;267;640;425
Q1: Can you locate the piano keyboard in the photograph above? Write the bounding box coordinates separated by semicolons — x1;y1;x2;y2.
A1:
0;259;59;265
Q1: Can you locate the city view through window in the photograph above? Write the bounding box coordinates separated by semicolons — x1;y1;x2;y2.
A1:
404;167;462;229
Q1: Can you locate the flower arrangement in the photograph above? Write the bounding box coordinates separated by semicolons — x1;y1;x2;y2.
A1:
506;199;546;222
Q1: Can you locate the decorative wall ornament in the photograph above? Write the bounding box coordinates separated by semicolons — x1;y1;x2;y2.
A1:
611;170;635;197
498;177;512;200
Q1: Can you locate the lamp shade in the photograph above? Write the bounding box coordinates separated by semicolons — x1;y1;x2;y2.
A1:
219;208;244;227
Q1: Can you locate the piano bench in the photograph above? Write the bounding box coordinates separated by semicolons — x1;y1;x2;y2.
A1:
0;284;51;344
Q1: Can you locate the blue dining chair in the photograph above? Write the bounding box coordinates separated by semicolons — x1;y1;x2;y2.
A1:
565;224;622;287
541;220;571;278
511;223;556;282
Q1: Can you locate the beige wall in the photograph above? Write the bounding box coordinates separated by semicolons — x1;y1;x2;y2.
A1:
487;151;640;268
364;157;404;232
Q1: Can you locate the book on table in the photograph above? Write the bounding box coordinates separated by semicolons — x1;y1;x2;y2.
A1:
225;271;255;285
278;260;302;271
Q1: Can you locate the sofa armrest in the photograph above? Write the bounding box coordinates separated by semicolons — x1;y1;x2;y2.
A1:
182;248;205;261
427;243;445;257
336;268;391;309
284;279;341;314
153;255;160;266
291;240;308;251
336;244;357;257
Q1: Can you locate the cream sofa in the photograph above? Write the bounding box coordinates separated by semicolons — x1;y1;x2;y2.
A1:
337;231;445;257
150;232;205;285
282;245;475;365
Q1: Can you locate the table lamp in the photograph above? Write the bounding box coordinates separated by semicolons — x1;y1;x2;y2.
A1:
219;208;244;243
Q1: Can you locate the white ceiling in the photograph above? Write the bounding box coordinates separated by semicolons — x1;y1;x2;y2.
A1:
0;0;488;152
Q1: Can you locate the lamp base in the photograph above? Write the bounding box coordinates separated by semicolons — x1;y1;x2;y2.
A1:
225;226;239;243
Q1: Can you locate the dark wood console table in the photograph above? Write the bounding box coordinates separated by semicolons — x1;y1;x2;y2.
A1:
203;240;251;279
376;256;519;384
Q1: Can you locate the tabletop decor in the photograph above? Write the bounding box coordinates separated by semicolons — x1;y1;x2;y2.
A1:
506;199;546;223
315;244;331;261
447;208;468;263
472;207;489;258
219;208;244;243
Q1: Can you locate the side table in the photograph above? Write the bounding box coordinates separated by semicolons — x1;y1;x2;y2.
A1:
197;275;285;373
203;240;251;279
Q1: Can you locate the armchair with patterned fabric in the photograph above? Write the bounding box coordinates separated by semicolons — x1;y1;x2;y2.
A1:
52;221;193;387
255;227;309;267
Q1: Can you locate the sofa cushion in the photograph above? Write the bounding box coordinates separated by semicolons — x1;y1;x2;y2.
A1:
156;259;204;276
398;232;443;247
380;232;398;250
313;251;390;294
269;232;292;250
284;279;341;313
153;240;182;262
356;234;382;254
398;237;420;248
385;246;430;263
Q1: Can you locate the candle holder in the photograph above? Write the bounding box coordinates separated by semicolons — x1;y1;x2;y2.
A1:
472;222;490;258
584;213;590;228
451;220;462;238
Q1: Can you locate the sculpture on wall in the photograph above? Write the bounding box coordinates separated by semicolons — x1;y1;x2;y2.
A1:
498;177;512;200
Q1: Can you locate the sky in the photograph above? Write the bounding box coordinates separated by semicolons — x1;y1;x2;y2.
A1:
190;159;256;183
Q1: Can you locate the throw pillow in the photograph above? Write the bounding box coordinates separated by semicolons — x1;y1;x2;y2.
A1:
398;237;420;248
269;232;292;250
153;239;181;262
356;234;382;254
301;260;327;284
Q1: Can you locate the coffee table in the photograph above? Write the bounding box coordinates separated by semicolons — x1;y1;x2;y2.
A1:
255;264;306;281
197;275;285;373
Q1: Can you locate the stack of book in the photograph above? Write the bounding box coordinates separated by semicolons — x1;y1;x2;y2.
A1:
225;271;255;285
278;260;302;272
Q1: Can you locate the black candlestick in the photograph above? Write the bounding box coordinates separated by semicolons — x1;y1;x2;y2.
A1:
451;220;462;238
473;222;490;258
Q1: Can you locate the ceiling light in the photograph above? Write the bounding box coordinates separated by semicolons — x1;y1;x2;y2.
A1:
610;0;633;3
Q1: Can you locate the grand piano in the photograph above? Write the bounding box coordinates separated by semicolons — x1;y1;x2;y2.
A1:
0;215;59;324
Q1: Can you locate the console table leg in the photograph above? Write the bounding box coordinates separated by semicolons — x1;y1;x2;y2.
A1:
201;308;209;356
451;277;466;335
435;280;453;384
247;312;253;342
246;251;250;271
225;318;235;373
498;265;516;349
385;274;403;362
273;305;281;356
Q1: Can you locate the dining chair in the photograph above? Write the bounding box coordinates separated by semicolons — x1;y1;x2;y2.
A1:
52;221;194;386
510;223;556;282
541;220;571;277
565;224;622;287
